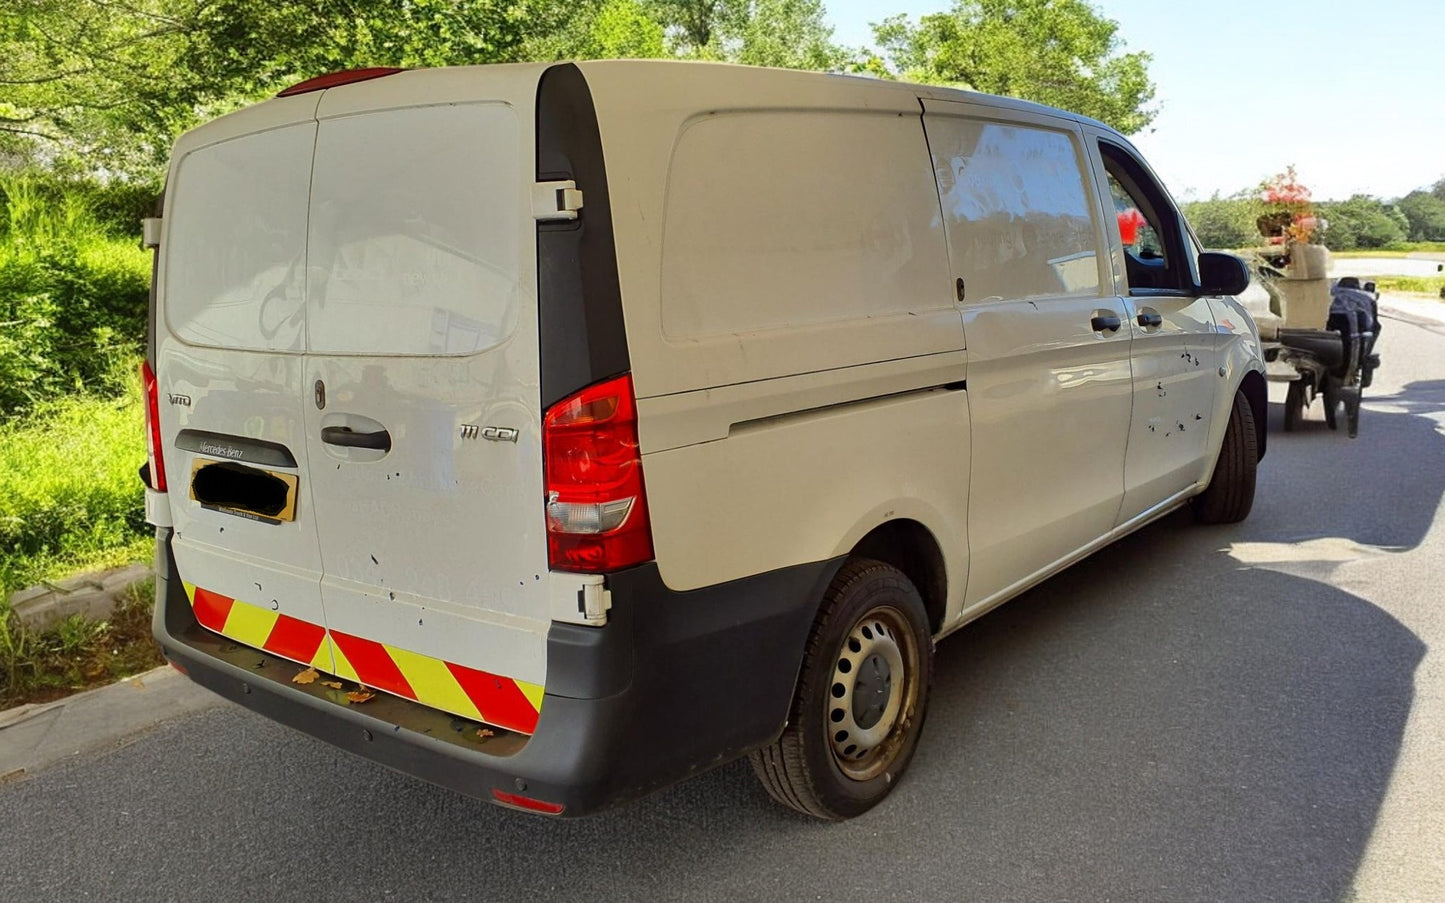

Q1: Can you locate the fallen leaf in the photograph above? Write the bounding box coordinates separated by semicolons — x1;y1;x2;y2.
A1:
321;681;343;690
476;728;495;739
292;667;320;685
346;690;376;704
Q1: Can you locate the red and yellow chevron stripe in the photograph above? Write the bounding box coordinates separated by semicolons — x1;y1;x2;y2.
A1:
183;582;544;735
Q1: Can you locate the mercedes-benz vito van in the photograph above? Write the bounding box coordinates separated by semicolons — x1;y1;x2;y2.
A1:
144;60;1264;820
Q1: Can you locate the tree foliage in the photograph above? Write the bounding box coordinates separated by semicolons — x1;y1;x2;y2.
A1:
646;0;845;69
873;0;1156;135
1398;190;1445;241
1182;195;1261;250
1317;195;1409;251
1;0;595;177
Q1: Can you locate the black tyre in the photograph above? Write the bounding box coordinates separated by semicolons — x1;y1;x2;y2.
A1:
1193;389;1258;525
749;558;933;820
1283;379;1305;432
1322;377;1341;430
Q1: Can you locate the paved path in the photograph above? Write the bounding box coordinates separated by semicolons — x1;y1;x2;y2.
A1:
2;301;1443;902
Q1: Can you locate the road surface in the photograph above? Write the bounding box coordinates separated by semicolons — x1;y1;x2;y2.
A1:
2;299;1443;903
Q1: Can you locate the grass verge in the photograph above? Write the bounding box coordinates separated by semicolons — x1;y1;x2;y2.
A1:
1;577;163;709
0;378;150;597
1375;275;1445;296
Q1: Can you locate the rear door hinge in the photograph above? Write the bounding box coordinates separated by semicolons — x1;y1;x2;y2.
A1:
533;180;584;222
141;217;162;249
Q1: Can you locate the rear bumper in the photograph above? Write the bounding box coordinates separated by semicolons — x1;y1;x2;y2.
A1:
153;529;838;816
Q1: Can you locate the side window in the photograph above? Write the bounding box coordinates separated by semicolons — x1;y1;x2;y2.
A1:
924;117;1102;303
1099;142;1192;294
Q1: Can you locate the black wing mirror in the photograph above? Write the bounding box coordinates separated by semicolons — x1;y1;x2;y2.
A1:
1197;252;1251;297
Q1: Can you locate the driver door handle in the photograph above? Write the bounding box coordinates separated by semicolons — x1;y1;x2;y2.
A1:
1091;314;1123;333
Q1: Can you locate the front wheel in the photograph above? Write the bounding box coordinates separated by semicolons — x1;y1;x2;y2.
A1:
749;559;933;820
1193;389;1258;524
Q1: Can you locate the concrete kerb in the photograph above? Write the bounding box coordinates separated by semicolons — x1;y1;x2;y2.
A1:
5;562;154;633
0;664;219;781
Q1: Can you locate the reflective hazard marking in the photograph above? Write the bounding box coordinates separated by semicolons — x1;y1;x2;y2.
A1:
181;583;543;735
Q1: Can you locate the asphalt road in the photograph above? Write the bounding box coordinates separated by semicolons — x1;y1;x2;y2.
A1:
3;302;1443;903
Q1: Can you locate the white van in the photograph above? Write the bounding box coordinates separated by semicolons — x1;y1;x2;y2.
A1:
143;61;1265;820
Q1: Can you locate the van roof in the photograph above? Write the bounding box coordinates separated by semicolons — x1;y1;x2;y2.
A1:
170;59;1126;162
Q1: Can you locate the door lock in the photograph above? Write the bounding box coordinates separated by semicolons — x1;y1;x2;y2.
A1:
314;379;326;410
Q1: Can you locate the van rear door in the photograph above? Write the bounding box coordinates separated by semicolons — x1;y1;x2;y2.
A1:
159;95;333;672
298;75;550;733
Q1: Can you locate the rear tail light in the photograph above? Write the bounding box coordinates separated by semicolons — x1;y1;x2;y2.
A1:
141;360;168;492
543;374;654;573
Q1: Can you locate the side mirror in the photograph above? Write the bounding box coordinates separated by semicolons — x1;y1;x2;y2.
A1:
1362;281;1378;297
1197;251;1250;297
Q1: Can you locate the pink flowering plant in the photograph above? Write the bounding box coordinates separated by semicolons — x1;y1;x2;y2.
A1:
1256;165;1317;245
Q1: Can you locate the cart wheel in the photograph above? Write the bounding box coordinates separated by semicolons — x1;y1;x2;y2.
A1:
1343;387;1362;438
1322;377;1341;431
1283;380;1305;432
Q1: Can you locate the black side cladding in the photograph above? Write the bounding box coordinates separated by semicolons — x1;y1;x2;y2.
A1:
536;63;630;409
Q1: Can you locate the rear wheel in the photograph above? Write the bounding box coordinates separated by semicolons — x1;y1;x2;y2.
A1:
1193;389;1258;524
749;559;932;820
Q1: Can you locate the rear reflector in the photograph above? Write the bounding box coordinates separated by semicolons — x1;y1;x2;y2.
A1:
543;374;654;573
276;67;405;97
141;360;168;492
491;788;565;815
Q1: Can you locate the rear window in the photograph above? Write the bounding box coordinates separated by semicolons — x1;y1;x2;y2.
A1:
166;122;316;352
164;103;521;356
306;103;521;356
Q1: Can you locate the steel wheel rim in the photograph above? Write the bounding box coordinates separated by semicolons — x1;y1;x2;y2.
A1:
824;605;920;781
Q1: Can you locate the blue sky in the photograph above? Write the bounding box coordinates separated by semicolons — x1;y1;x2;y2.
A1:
825;1;1445;201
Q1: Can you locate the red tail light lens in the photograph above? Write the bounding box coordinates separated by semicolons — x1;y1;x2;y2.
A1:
491;788;565;815
141;360;168;492
543;374;654;573
276;67;405;97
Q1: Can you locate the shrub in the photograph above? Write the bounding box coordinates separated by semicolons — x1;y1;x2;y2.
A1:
0;174;152;420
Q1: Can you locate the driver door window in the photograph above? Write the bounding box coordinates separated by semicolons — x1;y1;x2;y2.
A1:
1100;143;1192;294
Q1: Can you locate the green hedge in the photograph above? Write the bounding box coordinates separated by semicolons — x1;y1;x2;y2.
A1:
0;174;155;420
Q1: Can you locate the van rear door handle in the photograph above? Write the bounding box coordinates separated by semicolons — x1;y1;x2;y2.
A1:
321;426;392;452
1137;310;1164;328
1090;314;1122;333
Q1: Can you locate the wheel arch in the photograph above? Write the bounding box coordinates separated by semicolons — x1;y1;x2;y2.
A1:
847;519;948;635
1239;368;1267;461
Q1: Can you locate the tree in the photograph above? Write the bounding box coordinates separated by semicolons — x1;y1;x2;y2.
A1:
525;0;667;61
1317;195;1408;251
646;0;845;70
873;0;1156;135
1;0;596;178
1398;190;1445;242
1182;194;1260;250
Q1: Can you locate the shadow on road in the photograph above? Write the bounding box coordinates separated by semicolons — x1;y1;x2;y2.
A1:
1261;378;1445;550
1;413;1436;902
